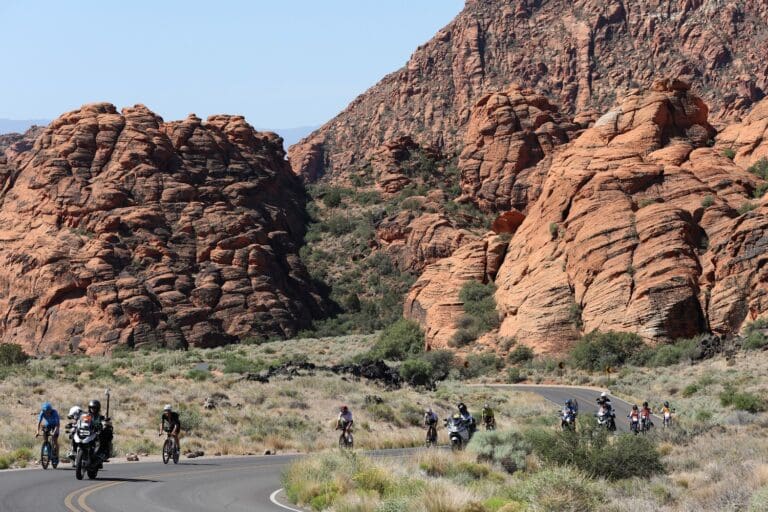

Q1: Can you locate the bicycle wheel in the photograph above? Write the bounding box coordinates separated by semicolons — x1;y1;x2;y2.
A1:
40;441;50;470
162;438;172;464
172;439;179;464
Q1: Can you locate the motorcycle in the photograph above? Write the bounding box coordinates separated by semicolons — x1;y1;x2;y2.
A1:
445;416;471;451
596;409;617;431
663;410;673;428
484;417;496;431
629;416;641;435
640;414;653;433
72;412;103;480
561;410;576;431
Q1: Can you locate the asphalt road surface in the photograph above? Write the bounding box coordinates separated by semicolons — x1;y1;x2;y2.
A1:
0;386;650;512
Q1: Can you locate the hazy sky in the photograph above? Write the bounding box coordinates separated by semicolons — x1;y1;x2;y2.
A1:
0;0;464;128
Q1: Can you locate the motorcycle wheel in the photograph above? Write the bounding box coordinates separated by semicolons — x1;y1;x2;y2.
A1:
40;442;50;470
162;438;172;464
87;469;98;479
450;438;461;452
75;448;84;480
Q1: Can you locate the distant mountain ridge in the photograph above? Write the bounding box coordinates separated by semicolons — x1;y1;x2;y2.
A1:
0;118;50;135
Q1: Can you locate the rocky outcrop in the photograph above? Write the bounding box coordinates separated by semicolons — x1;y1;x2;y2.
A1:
716;98;768;168
458;86;582;213
404;234;507;348
0;103;326;355
290;0;768;181
492;81;766;352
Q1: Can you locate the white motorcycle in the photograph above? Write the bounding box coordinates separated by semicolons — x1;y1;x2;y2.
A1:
72;412;102;480
445;416;471;451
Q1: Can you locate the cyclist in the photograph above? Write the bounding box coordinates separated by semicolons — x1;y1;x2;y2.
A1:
337;405;353;433
481;403;496;430
36;402;60;464
424;407;438;443
159;404;181;455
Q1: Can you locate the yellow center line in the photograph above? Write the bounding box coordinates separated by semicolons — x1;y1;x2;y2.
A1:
63;461;290;512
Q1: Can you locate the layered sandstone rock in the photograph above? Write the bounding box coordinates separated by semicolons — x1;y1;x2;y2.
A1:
458;86;582;213
0;104;326;354
290;0;768;181
716;98;768;168
492;81;766;351
404;234;507;348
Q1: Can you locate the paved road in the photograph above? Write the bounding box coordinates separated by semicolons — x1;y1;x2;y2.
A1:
0;386;653;511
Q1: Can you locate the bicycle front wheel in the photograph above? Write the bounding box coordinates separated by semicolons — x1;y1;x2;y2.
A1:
40;441;51;470
162;438;172;464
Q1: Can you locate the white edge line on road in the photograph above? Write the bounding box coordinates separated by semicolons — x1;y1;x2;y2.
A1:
270;488;305;512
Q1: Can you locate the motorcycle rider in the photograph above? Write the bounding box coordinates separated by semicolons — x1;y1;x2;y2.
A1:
457;402;476;436
159;404;181;454
481;403;495;430
628;404;641;433
337;405;353;434
36;402;61;464
65;405;83;461
86;399;112;464
562;399;577;424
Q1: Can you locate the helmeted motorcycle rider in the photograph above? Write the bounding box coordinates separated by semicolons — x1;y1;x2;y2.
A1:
628;404;641;433
562;399;577;420
661;401;673;427
457;402;476;436
640;401;653;430
36;402;61;464
86;399;112;464
65;405;83;461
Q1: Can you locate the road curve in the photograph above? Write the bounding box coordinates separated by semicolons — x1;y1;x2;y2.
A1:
0;386;653;512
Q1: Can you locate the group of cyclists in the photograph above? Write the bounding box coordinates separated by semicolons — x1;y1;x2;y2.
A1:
34;401;182;467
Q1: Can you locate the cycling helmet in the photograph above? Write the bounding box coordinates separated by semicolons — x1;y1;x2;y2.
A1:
565;399;572;406
163;404;173;412
642;401;648;407
68;406;82;419
632;404;638;410
457;402;467;412
88;400;101;415
41;401;53;412
600;392;608;398
340;405;348;412
426;407;433;414
664;401;670;407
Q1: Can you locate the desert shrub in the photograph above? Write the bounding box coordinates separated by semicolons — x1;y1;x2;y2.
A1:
459;353;505;379
323;187;344;208
221;354;263;374
719;385;766;413
570;330;644;371
569;301;584;329
749;485;768;512
633;337;701;367
509;466;603;510
744;318;768;350
449;329;476;348
701;194;715;208
747;157;768;179
525;416;664;480
369;319;424;361
0;343;29;366
177;405;202;432
549;222;559;239
186;369;209;381
738;201;758;215
399;358;433;386
450;281;499;346
468;430;531;474
507;345;534;364
420;350;455;381
682;383;699;397
754;183;768;199
506;367;526;383
637;197;660;208
363;402;400;425
723;147;736;160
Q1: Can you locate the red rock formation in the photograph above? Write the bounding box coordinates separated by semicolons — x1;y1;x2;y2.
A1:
404;234;507;348
716;98;768;168
0;104;326;355
492;81;766;352
290;0;768;181
458;86;582;213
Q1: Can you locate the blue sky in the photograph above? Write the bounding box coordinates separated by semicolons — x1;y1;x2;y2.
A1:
0;1;464;129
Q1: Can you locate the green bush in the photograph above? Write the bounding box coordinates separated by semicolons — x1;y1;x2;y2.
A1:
468;430;531;474
323;187;344;208
506;367;526;383
701;194;714;208
507;345;534;364
420;350;455;381
459;353;505;379
186;369;209;381
369;319;424;361
723;147;736;160
747;157;768;179
744;318;768;350
682;383;699;397
509;466;604;511
450;281;500;346
549;222;559;239
399;358;433;386
0;343;29;366
570;330;644;371
525;416;664;480
738;202;758;215
719;385;766;413
633;337;701;367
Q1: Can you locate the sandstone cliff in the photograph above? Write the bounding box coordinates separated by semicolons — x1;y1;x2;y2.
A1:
0;104;326;354
290;0;768;183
